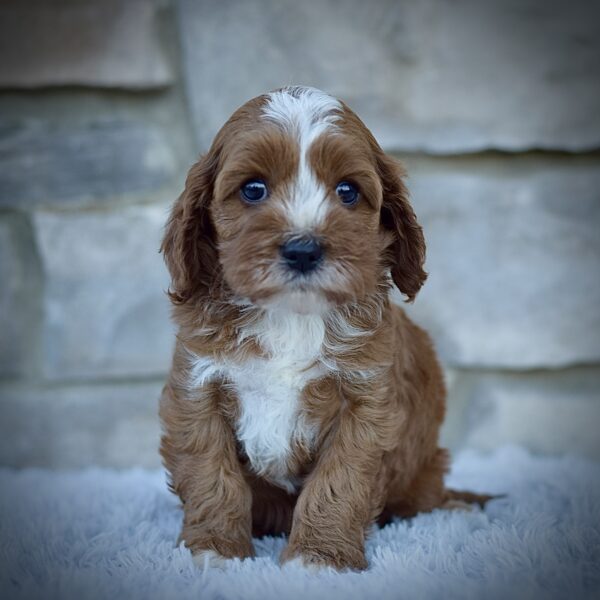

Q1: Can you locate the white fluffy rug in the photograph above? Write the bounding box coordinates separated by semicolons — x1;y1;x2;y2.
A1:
1;446;599;600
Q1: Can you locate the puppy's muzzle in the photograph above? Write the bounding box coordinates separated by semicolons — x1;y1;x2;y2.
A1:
280;238;323;274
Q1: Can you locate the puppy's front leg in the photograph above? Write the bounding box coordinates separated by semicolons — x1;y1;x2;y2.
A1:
160;381;254;563
281;402;386;571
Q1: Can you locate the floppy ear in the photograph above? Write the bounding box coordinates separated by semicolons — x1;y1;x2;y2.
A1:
161;152;220;304
377;153;427;302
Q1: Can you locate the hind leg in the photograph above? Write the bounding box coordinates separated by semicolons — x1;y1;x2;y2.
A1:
382;448;449;520
381;448;494;522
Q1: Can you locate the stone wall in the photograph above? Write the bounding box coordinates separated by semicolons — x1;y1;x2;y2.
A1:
1;0;599;468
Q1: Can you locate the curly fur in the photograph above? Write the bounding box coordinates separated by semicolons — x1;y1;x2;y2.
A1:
159;86;491;571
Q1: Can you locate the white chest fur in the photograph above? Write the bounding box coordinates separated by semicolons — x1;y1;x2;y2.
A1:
188;310;327;492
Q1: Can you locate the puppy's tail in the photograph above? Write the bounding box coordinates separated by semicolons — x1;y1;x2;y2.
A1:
443;488;503;509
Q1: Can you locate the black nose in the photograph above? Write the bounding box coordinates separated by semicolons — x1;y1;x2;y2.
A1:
280;238;323;273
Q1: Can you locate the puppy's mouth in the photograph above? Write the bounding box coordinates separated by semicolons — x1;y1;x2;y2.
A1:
237;266;354;315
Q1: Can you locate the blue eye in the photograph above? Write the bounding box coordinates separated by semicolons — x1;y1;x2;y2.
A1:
336;181;359;206
240;179;268;203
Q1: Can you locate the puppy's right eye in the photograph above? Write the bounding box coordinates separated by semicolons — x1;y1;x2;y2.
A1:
240;179;268;204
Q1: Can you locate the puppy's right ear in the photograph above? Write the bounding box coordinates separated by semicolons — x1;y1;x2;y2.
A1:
161;152;219;304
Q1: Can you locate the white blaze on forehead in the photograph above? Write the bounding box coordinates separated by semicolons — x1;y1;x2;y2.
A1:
262;86;341;229
263;86;341;138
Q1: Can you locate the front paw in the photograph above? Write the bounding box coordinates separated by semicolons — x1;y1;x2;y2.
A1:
192;549;230;570
281;542;368;572
183;527;255;566
190;543;254;570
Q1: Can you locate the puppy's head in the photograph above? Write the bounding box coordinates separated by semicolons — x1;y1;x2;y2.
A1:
162;86;426;313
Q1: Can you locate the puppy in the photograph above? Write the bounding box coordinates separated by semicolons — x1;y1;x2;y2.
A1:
160;86;489;571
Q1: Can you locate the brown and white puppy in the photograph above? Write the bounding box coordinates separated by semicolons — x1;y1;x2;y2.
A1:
160;86;489;571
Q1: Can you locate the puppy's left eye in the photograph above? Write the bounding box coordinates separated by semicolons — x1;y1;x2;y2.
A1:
336;181;359;206
240;179;268;204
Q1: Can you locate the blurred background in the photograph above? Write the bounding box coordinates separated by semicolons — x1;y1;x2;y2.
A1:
0;0;598;469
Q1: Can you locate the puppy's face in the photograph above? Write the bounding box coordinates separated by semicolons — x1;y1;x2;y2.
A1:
163;87;426;312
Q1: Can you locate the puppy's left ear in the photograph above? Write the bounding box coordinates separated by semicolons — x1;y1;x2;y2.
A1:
377;153;427;302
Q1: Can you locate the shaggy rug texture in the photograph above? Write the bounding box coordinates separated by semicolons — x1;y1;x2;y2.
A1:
0;446;599;600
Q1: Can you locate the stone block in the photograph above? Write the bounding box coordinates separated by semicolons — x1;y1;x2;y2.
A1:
0;213;40;378
33;205;175;380
401;155;600;369
442;367;600;460
0;121;176;209
0;381;163;468
177;0;600;153
0;0;171;89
